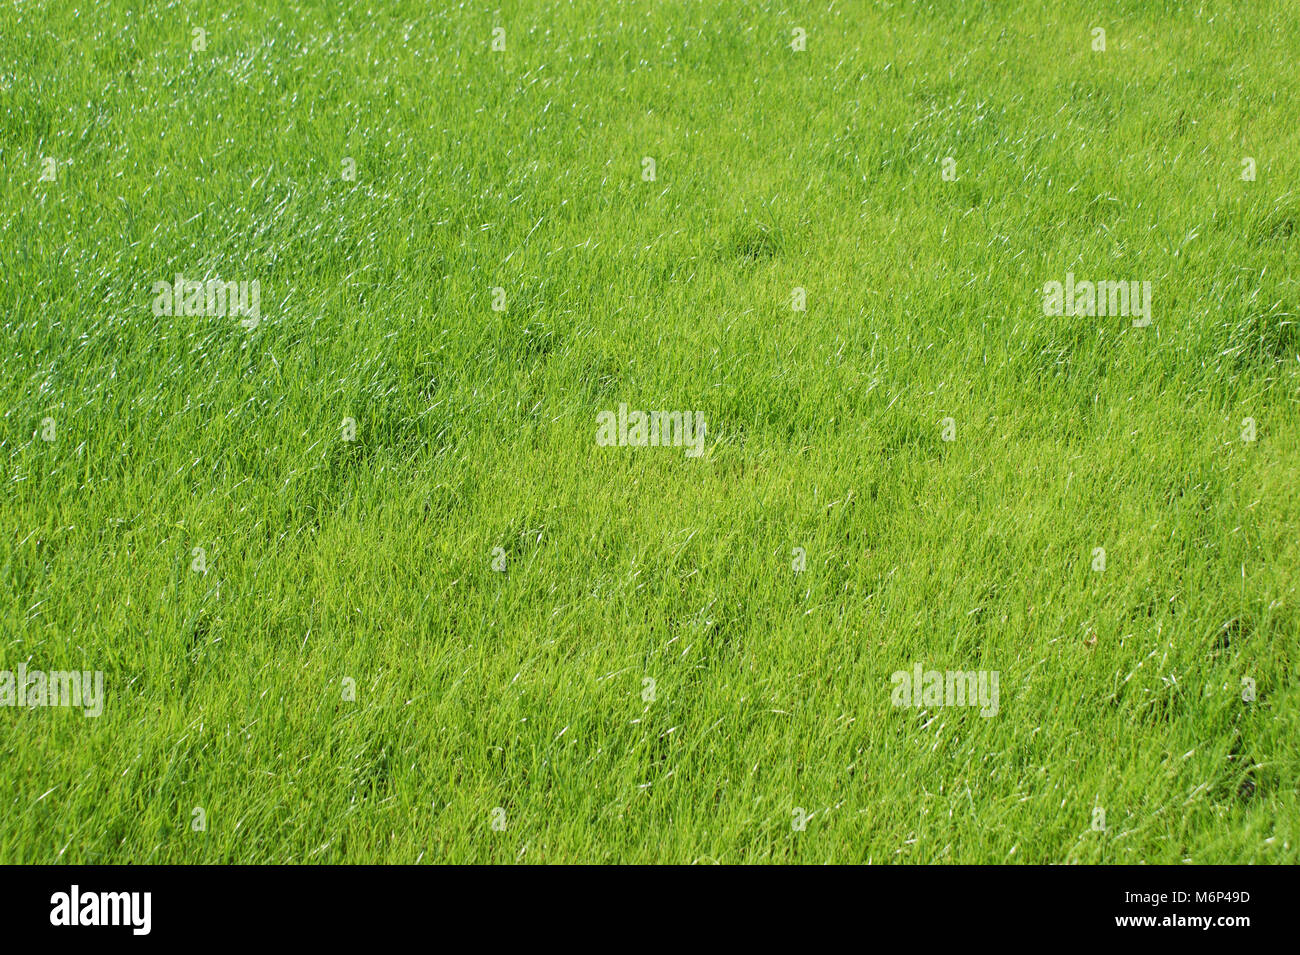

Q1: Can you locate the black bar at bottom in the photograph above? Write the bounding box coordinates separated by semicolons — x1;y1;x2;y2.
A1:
0;864;1274;943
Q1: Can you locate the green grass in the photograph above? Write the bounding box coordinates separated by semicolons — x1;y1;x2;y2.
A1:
1;0;1297;864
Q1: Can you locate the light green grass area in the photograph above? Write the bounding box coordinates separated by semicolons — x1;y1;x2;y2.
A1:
2;1;1297;863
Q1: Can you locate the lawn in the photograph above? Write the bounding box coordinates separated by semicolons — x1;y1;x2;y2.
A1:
1;0;1297;863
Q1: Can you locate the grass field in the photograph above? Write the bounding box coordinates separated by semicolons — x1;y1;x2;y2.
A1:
2;0;1298;864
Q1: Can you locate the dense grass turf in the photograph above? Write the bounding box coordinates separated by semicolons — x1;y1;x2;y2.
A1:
2;0;1297;863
